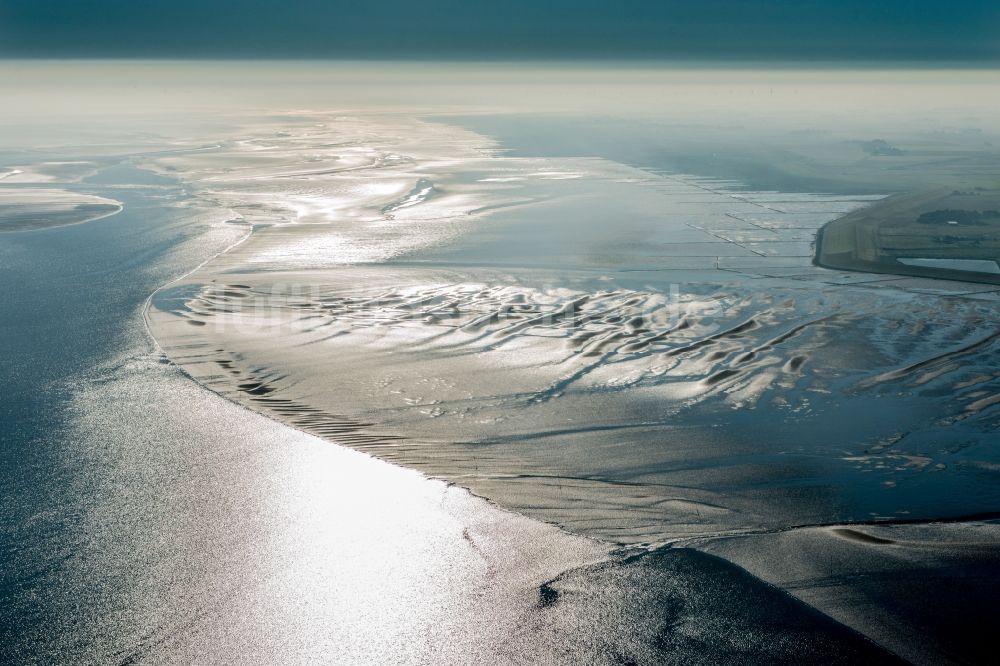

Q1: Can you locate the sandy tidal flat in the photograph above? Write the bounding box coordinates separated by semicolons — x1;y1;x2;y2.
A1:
143;110;1000;662
0;188;122;232
147;114;1000;534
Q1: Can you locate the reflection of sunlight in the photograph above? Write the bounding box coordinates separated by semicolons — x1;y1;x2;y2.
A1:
249;232;398;266
352;180;410;199
263;441;477;659
69;349;604;662
241;431;606;663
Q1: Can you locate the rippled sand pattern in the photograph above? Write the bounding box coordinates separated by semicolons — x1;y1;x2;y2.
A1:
147;114;1000;547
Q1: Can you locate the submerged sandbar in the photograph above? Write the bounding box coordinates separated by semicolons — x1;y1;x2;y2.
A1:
0;188;123;233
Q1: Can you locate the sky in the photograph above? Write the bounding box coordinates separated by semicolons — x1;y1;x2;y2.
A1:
0;0;998;62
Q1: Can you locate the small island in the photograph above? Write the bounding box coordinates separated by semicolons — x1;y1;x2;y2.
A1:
815;187;1000;284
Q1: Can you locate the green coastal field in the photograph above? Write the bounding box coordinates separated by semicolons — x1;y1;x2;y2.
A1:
817;188;1000;283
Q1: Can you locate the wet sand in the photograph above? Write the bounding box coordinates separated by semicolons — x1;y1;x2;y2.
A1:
146;114;1000;537
696;520;1000;664
142;111;1000;661
0;188;122;232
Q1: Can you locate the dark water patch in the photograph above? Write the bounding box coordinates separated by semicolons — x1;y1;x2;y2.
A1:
82;160;177;187
831;528;895;545
150;284;206;317
538;582;559;608
525;547;902;665
381;178;437;217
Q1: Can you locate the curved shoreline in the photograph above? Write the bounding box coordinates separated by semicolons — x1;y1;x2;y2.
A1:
0;191;124;234
815;188;1000;285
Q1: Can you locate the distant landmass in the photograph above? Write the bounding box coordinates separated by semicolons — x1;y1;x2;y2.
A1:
816;188;1000;282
